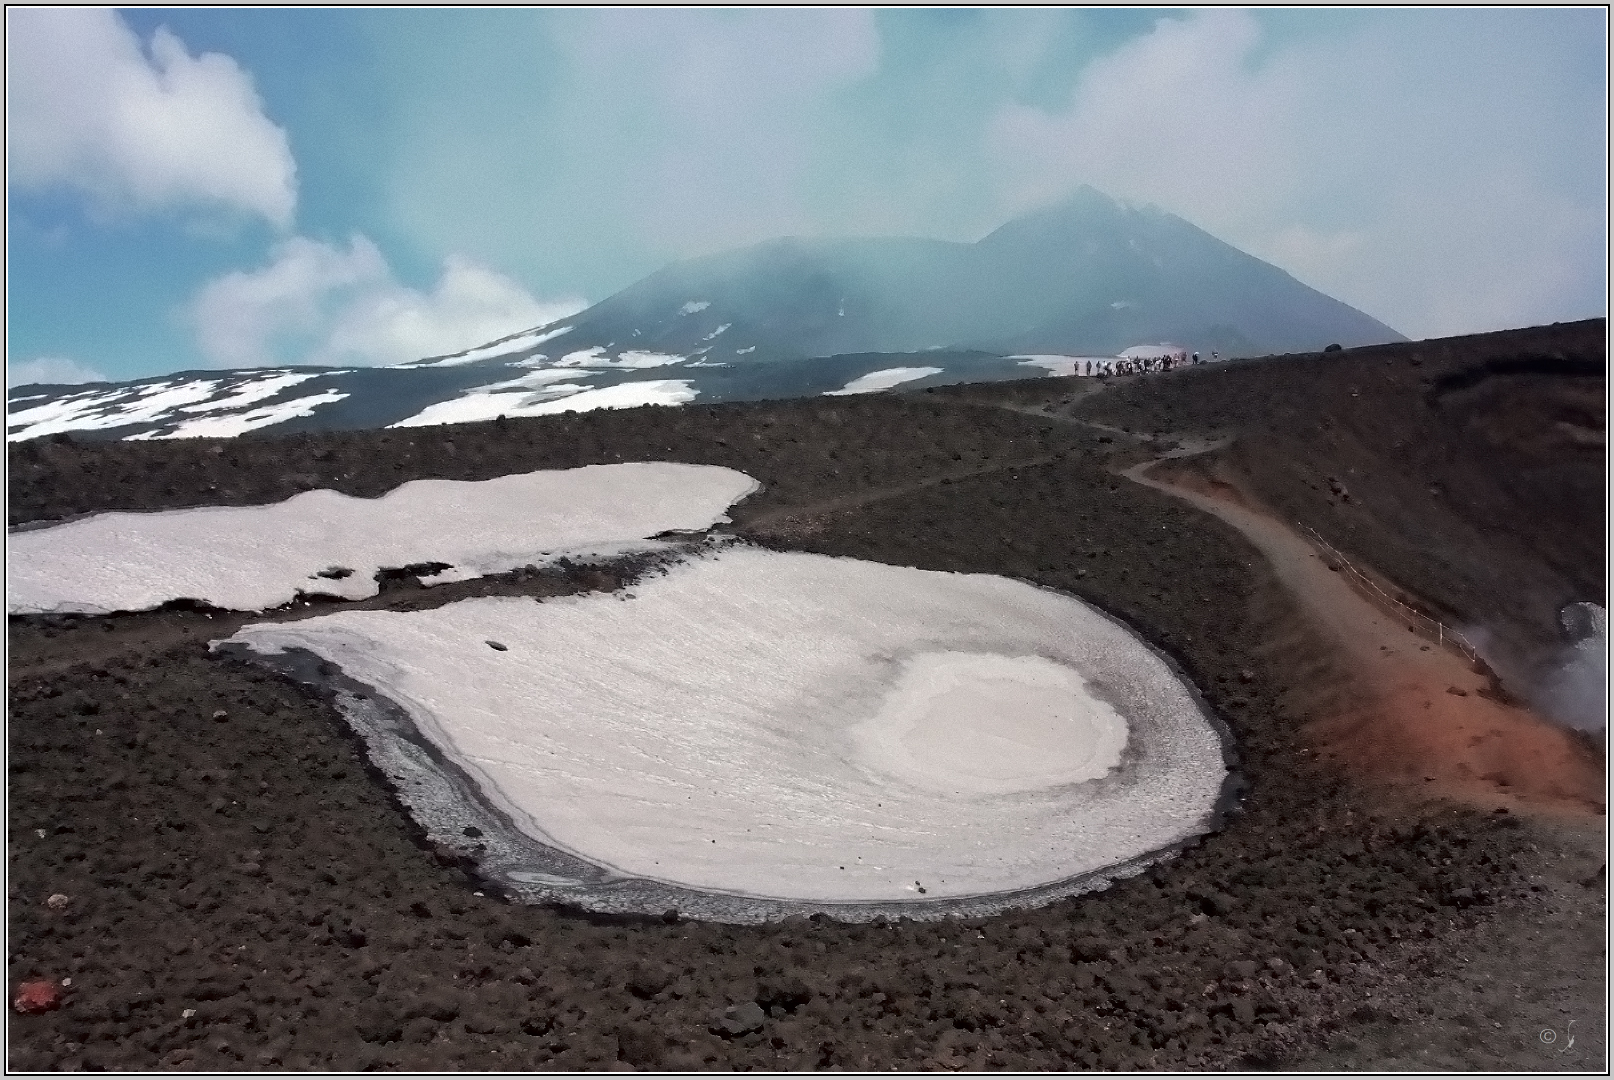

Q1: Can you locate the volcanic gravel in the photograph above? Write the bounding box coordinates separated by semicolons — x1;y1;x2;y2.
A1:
1067;318;1606;685
8;340;1606;1071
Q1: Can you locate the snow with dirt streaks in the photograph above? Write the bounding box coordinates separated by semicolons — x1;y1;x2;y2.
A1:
124;388;352;440
553;349;684;370
389;379;697;428
825;367;945;396
7;378;221;440
401;325;574;368
8;463;758;614
5;370;353;442
226;546;1226;903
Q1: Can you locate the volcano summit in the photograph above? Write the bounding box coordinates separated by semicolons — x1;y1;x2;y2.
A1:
7;188;1401;442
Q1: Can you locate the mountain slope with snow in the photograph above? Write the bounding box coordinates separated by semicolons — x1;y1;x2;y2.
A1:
8;187;1403;442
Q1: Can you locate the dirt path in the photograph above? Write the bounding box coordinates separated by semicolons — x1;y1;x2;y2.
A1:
735;453;1058;540
1124;444;1606;1072
1125;454;1604;818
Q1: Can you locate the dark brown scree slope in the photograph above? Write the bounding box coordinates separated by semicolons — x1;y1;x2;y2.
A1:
8;323;1605;1071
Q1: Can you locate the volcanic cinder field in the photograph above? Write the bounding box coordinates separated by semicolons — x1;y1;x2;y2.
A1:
7;320;1607;1072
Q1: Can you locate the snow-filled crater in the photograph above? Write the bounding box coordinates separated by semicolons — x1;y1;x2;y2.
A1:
223;545;1229;919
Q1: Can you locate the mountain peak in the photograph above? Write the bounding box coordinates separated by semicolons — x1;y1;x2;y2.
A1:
978;185;1162;247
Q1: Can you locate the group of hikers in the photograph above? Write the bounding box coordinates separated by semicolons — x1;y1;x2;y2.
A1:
1076;350;1217;377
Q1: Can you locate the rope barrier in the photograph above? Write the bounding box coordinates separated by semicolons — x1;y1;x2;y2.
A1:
1300;524;1482;666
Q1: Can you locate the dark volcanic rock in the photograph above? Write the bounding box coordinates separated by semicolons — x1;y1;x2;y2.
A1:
6;344;1605;1072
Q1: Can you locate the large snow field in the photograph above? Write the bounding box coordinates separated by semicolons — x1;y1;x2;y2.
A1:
8;463;758;615
226;546;1227;907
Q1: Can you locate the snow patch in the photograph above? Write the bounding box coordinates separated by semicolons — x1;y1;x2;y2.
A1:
6;370;353;442
174;372;319;416
9;463;758;614
552;349;683;370
512;379;697;415
556;346;610;367
610;351;685;369
390;379;695;428
679;301;711;315
825;367;945;396
404;325;574;368
474;368;592;392
387;386;590;428
9;379;220;441
127;389;351;440
224;547;1225;904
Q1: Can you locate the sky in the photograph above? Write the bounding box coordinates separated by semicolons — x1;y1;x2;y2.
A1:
7;7;1607;386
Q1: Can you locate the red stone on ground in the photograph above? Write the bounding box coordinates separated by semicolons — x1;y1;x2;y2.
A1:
14;981;61;1014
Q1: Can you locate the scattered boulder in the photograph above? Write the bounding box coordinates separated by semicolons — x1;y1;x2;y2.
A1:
710;1000;766;1038
755;975;812;1015
626;964;674;1000
44;893;69;911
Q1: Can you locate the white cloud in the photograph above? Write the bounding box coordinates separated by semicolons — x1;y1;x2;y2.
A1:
989;12;1303;241
555;9;883;253
6;8;296;227
387;9;881;279
7;357;110;389
188;236;587;369
987;10;1607;338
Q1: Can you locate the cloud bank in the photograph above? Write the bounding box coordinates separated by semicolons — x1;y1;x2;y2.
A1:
381;8;1602;341
7;358;110;390
7;9;1603;384
6;8;297;228
187;236;586;369
988;9;1606;338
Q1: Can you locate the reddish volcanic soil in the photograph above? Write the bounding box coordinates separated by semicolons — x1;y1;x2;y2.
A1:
1137;454;1603;819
